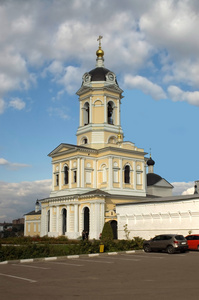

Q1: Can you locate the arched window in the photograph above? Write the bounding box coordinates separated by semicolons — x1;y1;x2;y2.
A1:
47;210;50;232
84;207;90;234
62;208;67;235
107;101;114;125
83;102;89;125
82;138;88;144
64;166;69;185
124;165;130;184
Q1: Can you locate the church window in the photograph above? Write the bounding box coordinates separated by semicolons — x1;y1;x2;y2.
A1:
74;170;77;183
64;166;69;185
108;136;116;144
83;102;89;125
82;138;88;144
124;165;130;184
56;174;59;186
62;208;67;235
108;101;114;125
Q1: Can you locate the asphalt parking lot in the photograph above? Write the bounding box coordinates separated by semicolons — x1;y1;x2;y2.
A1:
1;251;199;300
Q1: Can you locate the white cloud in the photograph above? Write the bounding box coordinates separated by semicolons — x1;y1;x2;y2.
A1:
0;179;51;222
0;158;30;170
172;181;195;196
58;66;83;95
0;0;199;110
168;86;199;106
9;97;26;110
124;75;166;100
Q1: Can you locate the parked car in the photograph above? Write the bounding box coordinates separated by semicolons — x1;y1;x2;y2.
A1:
185;234;199;250
143;234;188;254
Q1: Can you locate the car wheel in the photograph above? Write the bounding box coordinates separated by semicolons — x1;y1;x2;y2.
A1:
167;245;175;254
143;244;151;252
197;245;199;251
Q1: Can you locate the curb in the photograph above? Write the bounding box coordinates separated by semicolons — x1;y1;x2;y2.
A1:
0;250;141;265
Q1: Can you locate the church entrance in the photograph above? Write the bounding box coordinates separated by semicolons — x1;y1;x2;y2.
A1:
84;207;90;234
110;220;117;239
62;208;67;235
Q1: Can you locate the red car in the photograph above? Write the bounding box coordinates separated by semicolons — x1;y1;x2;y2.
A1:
186;234;199;250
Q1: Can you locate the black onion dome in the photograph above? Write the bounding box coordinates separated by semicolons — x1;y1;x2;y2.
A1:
147;157;155;166
88;67;111;81
147;173;162;186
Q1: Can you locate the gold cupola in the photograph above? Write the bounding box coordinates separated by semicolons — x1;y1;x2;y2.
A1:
96;35;104;67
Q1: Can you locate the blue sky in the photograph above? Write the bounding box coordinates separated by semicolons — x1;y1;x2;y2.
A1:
0;0;199;221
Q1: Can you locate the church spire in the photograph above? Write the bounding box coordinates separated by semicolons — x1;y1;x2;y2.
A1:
96;35;104;67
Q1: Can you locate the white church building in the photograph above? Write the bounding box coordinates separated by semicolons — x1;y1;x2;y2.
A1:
24;37;199;240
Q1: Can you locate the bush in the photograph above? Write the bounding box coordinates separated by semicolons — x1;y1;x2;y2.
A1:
101;222;114;242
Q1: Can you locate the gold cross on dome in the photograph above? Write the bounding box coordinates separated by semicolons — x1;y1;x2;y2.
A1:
97;35;103;47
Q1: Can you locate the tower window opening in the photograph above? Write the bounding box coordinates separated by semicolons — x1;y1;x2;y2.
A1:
83;138;88;144
124;165;130;184
74;170;77;183
64;166;69;185
108;102;114;125
56;174;59;186
83;102;90;125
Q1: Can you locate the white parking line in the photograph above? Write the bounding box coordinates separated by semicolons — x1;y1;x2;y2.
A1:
12;264;50;270
106;256;140;262
52;262;84;267
0;273;36;283
121;254;164;259
73;259;114;264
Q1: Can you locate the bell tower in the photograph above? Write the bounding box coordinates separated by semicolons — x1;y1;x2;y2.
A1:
76;36;124;149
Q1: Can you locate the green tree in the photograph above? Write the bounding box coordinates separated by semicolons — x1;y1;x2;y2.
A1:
101;222;114;241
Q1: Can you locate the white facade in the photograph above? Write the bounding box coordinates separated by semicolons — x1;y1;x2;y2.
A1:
117;194;199;240
40;197;105;240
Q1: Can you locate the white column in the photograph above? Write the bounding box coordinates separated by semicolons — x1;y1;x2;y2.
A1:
74;204;79;233
50;207;53;233
79;101;82;126
100;202;105;233
93;159;97;188
95;202;100;239
104;96;107;123
40;207;46;237
81;158;85;187
133;161;136;190
89;96;92;123
67;205;70;232
142;162;146;193
109;156;113;189
119;158;123;189
69;160;72;189
56;206;59;234
52;165;55;191
59;163;62;190
117;99;120;126
77;158;80;188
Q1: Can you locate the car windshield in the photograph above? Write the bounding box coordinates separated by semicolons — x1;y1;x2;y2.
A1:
175;235;185;240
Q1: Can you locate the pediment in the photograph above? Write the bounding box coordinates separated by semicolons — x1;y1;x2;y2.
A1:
48;143;77;157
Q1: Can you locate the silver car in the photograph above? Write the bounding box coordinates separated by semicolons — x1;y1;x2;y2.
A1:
143;234;188;254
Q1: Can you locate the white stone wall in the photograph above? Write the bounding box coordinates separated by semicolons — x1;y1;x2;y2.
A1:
117;198;199;240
